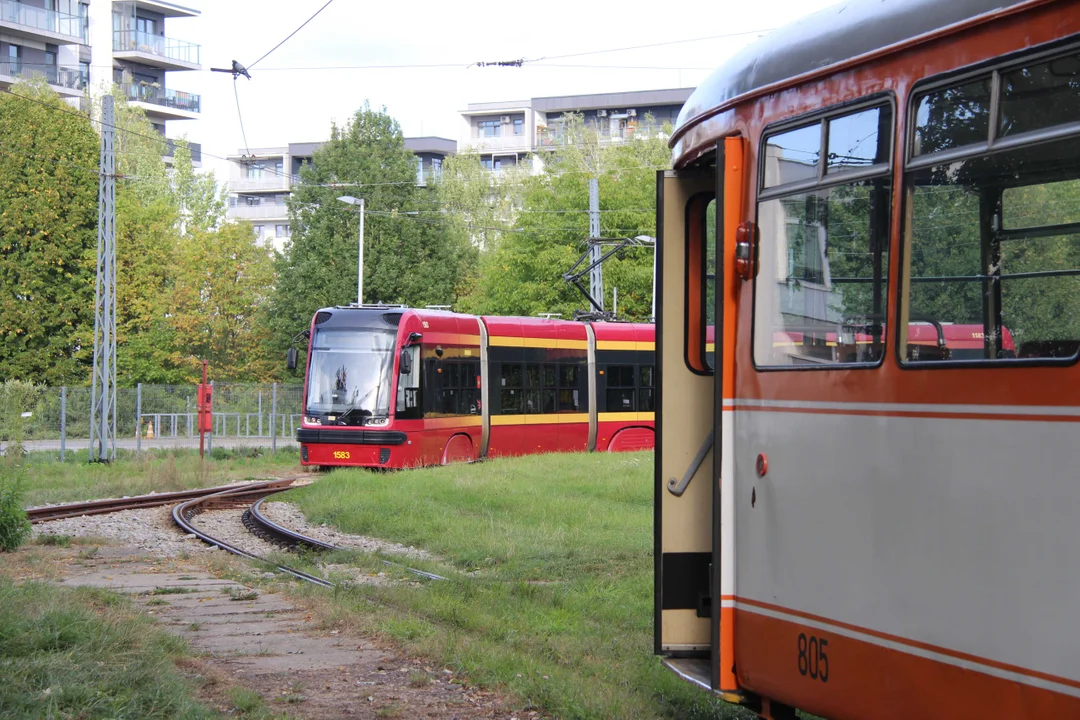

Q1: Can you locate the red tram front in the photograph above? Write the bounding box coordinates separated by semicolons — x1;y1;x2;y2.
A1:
295;305;656;469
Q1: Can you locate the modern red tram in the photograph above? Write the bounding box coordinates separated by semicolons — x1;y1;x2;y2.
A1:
293;306;657;469
656;0;1080;718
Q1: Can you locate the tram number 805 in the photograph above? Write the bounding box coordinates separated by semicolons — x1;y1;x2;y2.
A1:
797;633;829;683
333;451;351;460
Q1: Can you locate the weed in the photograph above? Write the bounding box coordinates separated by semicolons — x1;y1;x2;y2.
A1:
188;623;201;631
148;586;194;596
227;686;266;715
35;533;73;547
0;578;215;717
224;586;259;601
177;576;197;580
145;598;169;606
0;473;30;552
376;703;405;718
407;670;431;687
76;546;100;559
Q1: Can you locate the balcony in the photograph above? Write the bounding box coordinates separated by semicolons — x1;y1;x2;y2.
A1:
229;203;290;221
231;174;291;193
118;82;199;120
0;0;85;44
0;60;86;97
535;123;668;148
463;133;530;154
113;30;200;71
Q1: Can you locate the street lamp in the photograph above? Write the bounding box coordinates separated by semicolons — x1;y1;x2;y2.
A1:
337;196;365;305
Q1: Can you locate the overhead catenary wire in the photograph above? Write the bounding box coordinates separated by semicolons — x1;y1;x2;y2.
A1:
246;0;336;71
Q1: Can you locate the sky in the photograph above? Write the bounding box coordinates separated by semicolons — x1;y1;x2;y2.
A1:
171;0;843;182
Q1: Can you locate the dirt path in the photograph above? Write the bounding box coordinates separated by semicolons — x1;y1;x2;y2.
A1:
47;546;521;719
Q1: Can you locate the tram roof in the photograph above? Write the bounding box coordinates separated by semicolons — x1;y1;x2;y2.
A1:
673;0;1033;149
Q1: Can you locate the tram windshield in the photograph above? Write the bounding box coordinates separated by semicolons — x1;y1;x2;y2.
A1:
305;329;396;423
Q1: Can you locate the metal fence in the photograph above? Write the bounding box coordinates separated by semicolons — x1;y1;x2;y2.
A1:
0;383;303;459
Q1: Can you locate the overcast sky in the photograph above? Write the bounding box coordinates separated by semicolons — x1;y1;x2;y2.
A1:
172;0;842;181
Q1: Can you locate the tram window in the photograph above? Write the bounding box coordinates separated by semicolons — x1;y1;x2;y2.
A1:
755;180;891;366
903;139;1080;362
912;78;992;156
525;363;556;414
558;363;586;412
999;52;1080;138
499;363;522;414
705;199;717;371
638;365;655;412
827;106;890;175
903;48;1080;363
606;365;636;411
764;124;821;188
686;193;715;374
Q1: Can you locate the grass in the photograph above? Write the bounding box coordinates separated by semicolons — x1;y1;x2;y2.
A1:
0;577;216;719
18;447;302;507
284;451;752;720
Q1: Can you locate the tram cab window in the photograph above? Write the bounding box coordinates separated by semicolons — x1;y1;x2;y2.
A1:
903;49;1080;363
754;102;893;368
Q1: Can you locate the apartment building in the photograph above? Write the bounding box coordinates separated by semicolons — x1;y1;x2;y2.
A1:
459;87;693;170
226;136;457;251
0;0;201;162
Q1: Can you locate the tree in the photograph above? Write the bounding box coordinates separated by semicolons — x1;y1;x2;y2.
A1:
170;221;276;380
267;104;477;356
455;113;669;319
0;81;99;385
171;138;226;237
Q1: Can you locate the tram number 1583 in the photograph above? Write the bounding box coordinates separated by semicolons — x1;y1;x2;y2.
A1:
332;451;351;460
797;633;829;682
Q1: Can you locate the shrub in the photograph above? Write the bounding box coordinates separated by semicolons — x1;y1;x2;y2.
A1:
0;473;31;552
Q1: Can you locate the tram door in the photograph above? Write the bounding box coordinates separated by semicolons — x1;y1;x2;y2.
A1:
656;138;745;693
655;161;716;685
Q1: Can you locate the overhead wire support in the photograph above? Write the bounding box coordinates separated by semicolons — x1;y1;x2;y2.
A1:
89;95;117;463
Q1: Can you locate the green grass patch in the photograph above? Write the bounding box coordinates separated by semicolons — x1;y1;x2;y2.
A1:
34;533;73;547
0;577;215;718
286;451;750;720
19;448;301;507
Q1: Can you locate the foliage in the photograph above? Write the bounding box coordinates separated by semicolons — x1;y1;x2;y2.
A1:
171;138;227;236
0;473;30;552
450;114;670;319
170;221;277;381
0;81;99;385
268;104;478;360
0;579;215;717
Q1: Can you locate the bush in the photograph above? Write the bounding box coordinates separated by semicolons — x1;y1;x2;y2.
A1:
0;474;31;552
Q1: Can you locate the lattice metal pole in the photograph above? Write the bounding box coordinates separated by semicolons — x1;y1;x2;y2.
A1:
89;95;117;463
588;178;603;311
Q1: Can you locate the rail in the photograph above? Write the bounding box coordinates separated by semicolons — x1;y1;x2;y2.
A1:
27;478;297;524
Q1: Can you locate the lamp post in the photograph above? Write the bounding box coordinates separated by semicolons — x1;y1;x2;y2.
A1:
337;196;365;305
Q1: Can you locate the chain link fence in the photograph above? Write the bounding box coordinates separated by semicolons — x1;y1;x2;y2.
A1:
0;381;303;459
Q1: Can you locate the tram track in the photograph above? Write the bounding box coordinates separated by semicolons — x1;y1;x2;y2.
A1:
27;478;301;524
30;474;442;587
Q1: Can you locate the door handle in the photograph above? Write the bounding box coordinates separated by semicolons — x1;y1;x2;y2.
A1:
667;429;714;497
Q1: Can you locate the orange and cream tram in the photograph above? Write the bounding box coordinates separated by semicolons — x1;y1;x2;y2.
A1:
655;0;1080;718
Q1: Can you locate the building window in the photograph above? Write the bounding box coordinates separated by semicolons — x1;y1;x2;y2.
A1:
478;119;501;138
78;61;89;89
493;158;503;171
275;224;290;237
480;157;493;170
245;163;263;179
431;157;443;180
416;156;424;184
7;45;21;75
136;16;157;36
274;159;283;175
245;196;261;206
253;225;264;238
513;118;524;135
